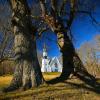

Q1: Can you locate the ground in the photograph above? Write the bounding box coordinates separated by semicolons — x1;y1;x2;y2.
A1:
0;73;100;100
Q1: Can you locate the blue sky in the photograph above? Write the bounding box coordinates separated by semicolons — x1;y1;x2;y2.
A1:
35;0;100;57
0;0;100;58
37;8;100;57
37;23;100;57
72;14;100;48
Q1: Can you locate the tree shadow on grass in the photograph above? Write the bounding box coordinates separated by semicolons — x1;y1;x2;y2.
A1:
64;81;100;94
46;71;100;94
46;53;100;94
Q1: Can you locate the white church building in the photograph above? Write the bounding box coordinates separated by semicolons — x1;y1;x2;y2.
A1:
41;45;62;72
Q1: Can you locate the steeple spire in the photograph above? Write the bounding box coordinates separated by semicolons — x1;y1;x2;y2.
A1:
43;43;47;52
43;43;47;59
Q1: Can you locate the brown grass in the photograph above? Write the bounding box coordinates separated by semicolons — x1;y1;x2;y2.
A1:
0;75;12;88
0;73;100;100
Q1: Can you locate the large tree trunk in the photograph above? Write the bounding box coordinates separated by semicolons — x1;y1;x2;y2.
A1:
57;32;74;80
39;0;96;86
57;31;96;86
3;0;43;92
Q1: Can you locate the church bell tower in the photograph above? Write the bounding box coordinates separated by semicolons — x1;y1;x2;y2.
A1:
41;44;48;72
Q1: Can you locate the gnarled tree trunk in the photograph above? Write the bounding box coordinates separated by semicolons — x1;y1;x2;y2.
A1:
40;0;96;86
3;0;43;92
57;30;96;86
39;0;75;80
57;32;74;80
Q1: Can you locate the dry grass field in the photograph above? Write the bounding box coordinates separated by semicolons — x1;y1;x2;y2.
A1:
0;73;100;100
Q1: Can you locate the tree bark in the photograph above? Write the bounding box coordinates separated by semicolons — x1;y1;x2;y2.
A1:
3;0;43;92
57;30;96;86
39;0;97;87
57;32;74;80
39;0;75;80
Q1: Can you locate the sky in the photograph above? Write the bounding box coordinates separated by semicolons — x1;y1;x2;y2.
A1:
37;20;100;57
36;3;100;57
0;0;100;58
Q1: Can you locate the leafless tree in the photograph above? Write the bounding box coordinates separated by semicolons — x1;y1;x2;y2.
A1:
78;35;100;78
35;0;100;89
0;0;100;92
1;0;44;92
0;1;14;68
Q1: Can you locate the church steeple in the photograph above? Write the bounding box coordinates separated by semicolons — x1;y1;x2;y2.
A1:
41;43;62;72
43;43;47;59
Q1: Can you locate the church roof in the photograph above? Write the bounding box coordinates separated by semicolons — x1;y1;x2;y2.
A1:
49;57;61;67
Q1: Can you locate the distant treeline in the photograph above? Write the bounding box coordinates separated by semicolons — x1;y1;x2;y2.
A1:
0;61;14;75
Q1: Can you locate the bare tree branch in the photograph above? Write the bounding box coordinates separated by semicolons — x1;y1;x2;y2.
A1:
0;57;14;63
75;10;100;26
51;0;58;17
60;0;68;15
37;27;49;38
40;0;47;17
66;0;77;30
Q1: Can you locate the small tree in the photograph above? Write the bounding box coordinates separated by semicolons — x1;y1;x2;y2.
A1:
78;35;100;78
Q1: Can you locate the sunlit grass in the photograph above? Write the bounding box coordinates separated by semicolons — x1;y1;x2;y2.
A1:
0;75;12;89
43;72;61;80
0;73;60;89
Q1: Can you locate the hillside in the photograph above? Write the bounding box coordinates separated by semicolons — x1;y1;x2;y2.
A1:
0;73;100;100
